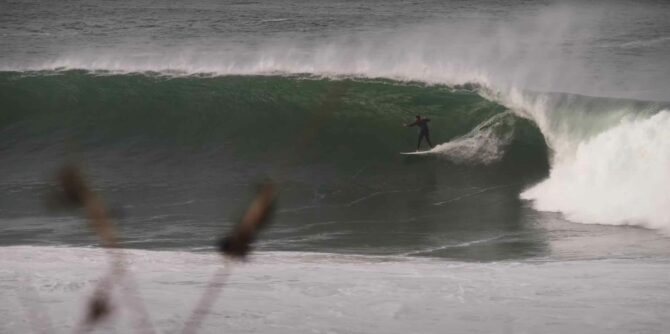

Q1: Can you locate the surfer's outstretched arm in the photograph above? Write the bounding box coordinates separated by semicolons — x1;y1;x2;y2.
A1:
404;121;417;127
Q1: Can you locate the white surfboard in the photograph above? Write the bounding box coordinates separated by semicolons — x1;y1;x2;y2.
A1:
400;150;431;155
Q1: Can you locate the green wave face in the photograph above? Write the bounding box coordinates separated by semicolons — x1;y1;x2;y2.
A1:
0;71;552;259
0;71;547;167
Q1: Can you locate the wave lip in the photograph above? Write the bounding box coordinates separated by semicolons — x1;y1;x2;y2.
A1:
521;111;670;233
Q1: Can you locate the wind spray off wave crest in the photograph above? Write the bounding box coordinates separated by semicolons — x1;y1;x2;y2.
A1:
3;5;605;97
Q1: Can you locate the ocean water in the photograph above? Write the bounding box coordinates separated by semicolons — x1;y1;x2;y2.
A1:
1;0;669;332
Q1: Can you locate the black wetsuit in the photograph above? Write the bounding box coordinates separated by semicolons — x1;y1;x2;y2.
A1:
408;118;433;150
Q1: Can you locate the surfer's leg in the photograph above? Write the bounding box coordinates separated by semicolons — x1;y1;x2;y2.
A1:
417;133;424;150
426;132;433;148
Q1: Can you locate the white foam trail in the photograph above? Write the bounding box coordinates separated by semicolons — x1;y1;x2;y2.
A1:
521;111;670;232
614;36;670;49
429;112;516;164
399;234;508;256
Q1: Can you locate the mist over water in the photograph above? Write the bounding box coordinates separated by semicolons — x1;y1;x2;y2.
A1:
2;0;669;100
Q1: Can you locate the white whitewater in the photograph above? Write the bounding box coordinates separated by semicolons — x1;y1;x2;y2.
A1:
521;111;670;232
429;112;516;164
2;246;669;333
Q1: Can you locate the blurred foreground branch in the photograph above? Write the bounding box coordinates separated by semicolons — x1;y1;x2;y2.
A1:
181;182;277;334
56;165;154;333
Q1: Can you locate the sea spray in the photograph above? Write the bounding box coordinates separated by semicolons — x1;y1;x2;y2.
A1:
430;112;516;164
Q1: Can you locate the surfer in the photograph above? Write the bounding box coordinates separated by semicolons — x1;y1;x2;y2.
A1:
405;115;433;151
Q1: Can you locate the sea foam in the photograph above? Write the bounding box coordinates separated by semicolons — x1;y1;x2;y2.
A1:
2;246;670;333
521;111;670;232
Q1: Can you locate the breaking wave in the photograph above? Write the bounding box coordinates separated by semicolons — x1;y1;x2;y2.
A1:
0;67;668;233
